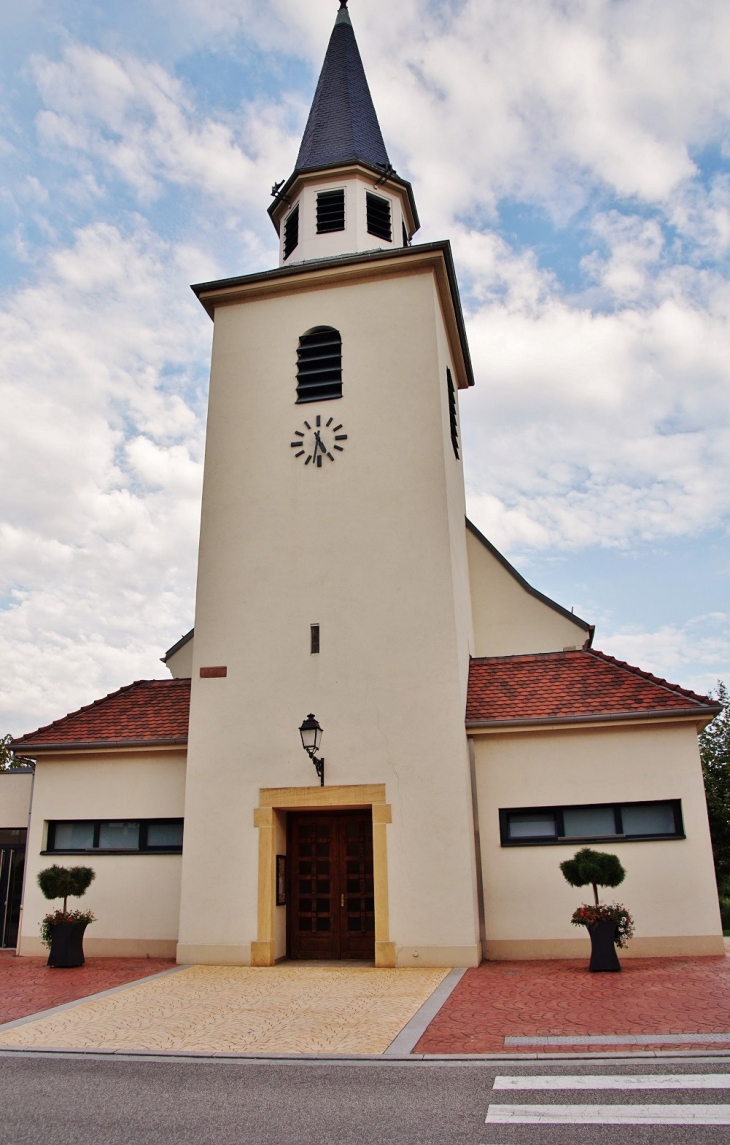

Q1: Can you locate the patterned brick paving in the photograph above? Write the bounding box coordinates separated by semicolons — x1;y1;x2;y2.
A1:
415;954;730;1054
0;954;176;1025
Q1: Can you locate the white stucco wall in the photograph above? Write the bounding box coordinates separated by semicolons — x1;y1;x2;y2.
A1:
178;259;481;967
466;525;590;657
165;637;193;679
18;749;187;958
0;771;32;828
474;720;723;958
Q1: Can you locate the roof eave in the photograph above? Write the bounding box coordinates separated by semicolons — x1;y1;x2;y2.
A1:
162;627;194;663
192;240;474;387
466;705;721;732
465;519;593;633
11;737;189;754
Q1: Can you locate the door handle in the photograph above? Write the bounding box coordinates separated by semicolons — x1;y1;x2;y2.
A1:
340;894;344;908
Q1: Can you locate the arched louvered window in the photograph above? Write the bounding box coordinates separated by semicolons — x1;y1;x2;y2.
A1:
296;327;342;403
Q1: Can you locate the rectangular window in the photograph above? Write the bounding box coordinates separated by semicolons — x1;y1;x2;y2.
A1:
500;800;684;846
317;189;345;233
283;205;299;259
366;192;392;241
311;624;320;654
46;819;184;854
402;221;409;247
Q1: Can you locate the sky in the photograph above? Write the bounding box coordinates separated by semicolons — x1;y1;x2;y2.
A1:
1;0;729;736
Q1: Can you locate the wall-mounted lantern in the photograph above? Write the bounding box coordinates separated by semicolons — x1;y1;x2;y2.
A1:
299;713;324;786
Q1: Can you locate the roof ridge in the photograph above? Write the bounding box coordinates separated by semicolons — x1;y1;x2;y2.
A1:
587;648;716;707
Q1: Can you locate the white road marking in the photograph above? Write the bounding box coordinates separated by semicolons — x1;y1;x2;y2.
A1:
494;1073;730;1090
486;1103;730;1125
504;1032;730;1045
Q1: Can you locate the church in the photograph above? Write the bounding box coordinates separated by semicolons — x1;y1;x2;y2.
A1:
3;2;723;965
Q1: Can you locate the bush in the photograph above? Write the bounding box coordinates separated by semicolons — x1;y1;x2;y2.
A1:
37;865;95;913
560;847;626;906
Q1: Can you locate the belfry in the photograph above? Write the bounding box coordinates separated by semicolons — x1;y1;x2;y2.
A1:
6;3;723;966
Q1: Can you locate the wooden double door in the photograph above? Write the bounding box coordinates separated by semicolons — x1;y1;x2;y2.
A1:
288;811;375;960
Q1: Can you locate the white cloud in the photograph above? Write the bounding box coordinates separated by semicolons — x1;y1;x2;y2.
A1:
32;44;303;212
597;614;730;698
0;221;214;734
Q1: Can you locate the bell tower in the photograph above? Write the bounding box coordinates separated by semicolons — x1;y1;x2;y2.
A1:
177;1;481;969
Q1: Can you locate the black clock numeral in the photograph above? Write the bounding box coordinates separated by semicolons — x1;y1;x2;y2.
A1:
327;452;334;461
290;442;303;447
333;424;342;432
334;435;347;441
305;455;312;465
304;421;311;430
326;418;333;427
295;450;305;457
316;454;322;467
334;445;344;452
316;415;321;427
294;430;304;437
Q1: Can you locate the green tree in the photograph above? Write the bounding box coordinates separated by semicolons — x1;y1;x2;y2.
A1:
560;847;626;905
699;682;730;921
0;734;34;770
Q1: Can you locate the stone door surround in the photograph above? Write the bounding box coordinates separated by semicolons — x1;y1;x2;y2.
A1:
253;784;394;967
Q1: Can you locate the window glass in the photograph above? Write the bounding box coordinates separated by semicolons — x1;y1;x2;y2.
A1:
621;802;676;836
563;806;616;838
53;822;95;850
99;821;139;850
508;812;557;839
146;822;183;849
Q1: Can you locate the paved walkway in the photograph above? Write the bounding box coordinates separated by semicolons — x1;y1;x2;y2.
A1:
0;954;175;1025
414;953;730;1054
0;964;448;1054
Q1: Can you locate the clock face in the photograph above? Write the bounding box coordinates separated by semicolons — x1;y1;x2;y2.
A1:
290;414;348;468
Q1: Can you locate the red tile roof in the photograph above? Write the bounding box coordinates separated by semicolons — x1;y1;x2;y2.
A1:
13;679;191;752
466;649;720;727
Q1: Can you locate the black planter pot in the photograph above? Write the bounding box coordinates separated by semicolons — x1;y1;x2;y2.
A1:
588;920;621;972
47;921;88;969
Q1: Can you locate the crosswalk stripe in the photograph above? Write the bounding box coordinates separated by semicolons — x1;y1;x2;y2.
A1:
486;1103;730;1125
494;1073;730;1090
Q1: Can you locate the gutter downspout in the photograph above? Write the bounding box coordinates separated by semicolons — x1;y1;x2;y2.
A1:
15;760;36;957
468;736;487;959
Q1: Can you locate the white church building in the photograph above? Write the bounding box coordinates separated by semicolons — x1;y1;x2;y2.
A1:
4;2;723;966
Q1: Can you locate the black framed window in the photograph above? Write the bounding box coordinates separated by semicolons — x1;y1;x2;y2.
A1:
447;368;459;458
46;819;184;854
296;327;342;403
500;800;684;846
366;192;392;241
317;189;345;233
283;205;299;259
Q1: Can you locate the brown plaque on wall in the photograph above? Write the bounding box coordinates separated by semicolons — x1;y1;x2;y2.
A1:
276;855;286;906
200;666;227;678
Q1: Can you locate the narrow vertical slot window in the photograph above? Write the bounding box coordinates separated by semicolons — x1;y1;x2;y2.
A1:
402;221;409;247
366;192;392;241
311;625;320;654
317;190;345;233
447;368;460;459
283;206;299;260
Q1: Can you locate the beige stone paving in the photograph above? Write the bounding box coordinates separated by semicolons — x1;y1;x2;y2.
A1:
0;964;449;1054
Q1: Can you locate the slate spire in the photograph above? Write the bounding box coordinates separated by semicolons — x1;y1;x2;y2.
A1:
295;1;391;174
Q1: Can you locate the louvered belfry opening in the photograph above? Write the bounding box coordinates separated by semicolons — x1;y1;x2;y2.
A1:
317;189;346;233
366;192;391;241
296;327;343;403
447;368;460;459
283;205;299;259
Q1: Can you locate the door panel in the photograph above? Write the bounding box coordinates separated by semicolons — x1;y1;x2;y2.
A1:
288;812;374;961
0;846;25;950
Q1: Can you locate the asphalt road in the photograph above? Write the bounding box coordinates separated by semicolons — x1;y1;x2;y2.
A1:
1;1052;730;1145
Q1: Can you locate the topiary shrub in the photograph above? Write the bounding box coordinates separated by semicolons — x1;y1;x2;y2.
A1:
560;847;626;906
37;865;95;914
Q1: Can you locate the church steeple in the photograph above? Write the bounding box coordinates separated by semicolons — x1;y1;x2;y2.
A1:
294;1;390;175
269;1;419;267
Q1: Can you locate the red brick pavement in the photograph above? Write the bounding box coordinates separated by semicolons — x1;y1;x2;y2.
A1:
415;954;730;1054
0;953;176;1025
